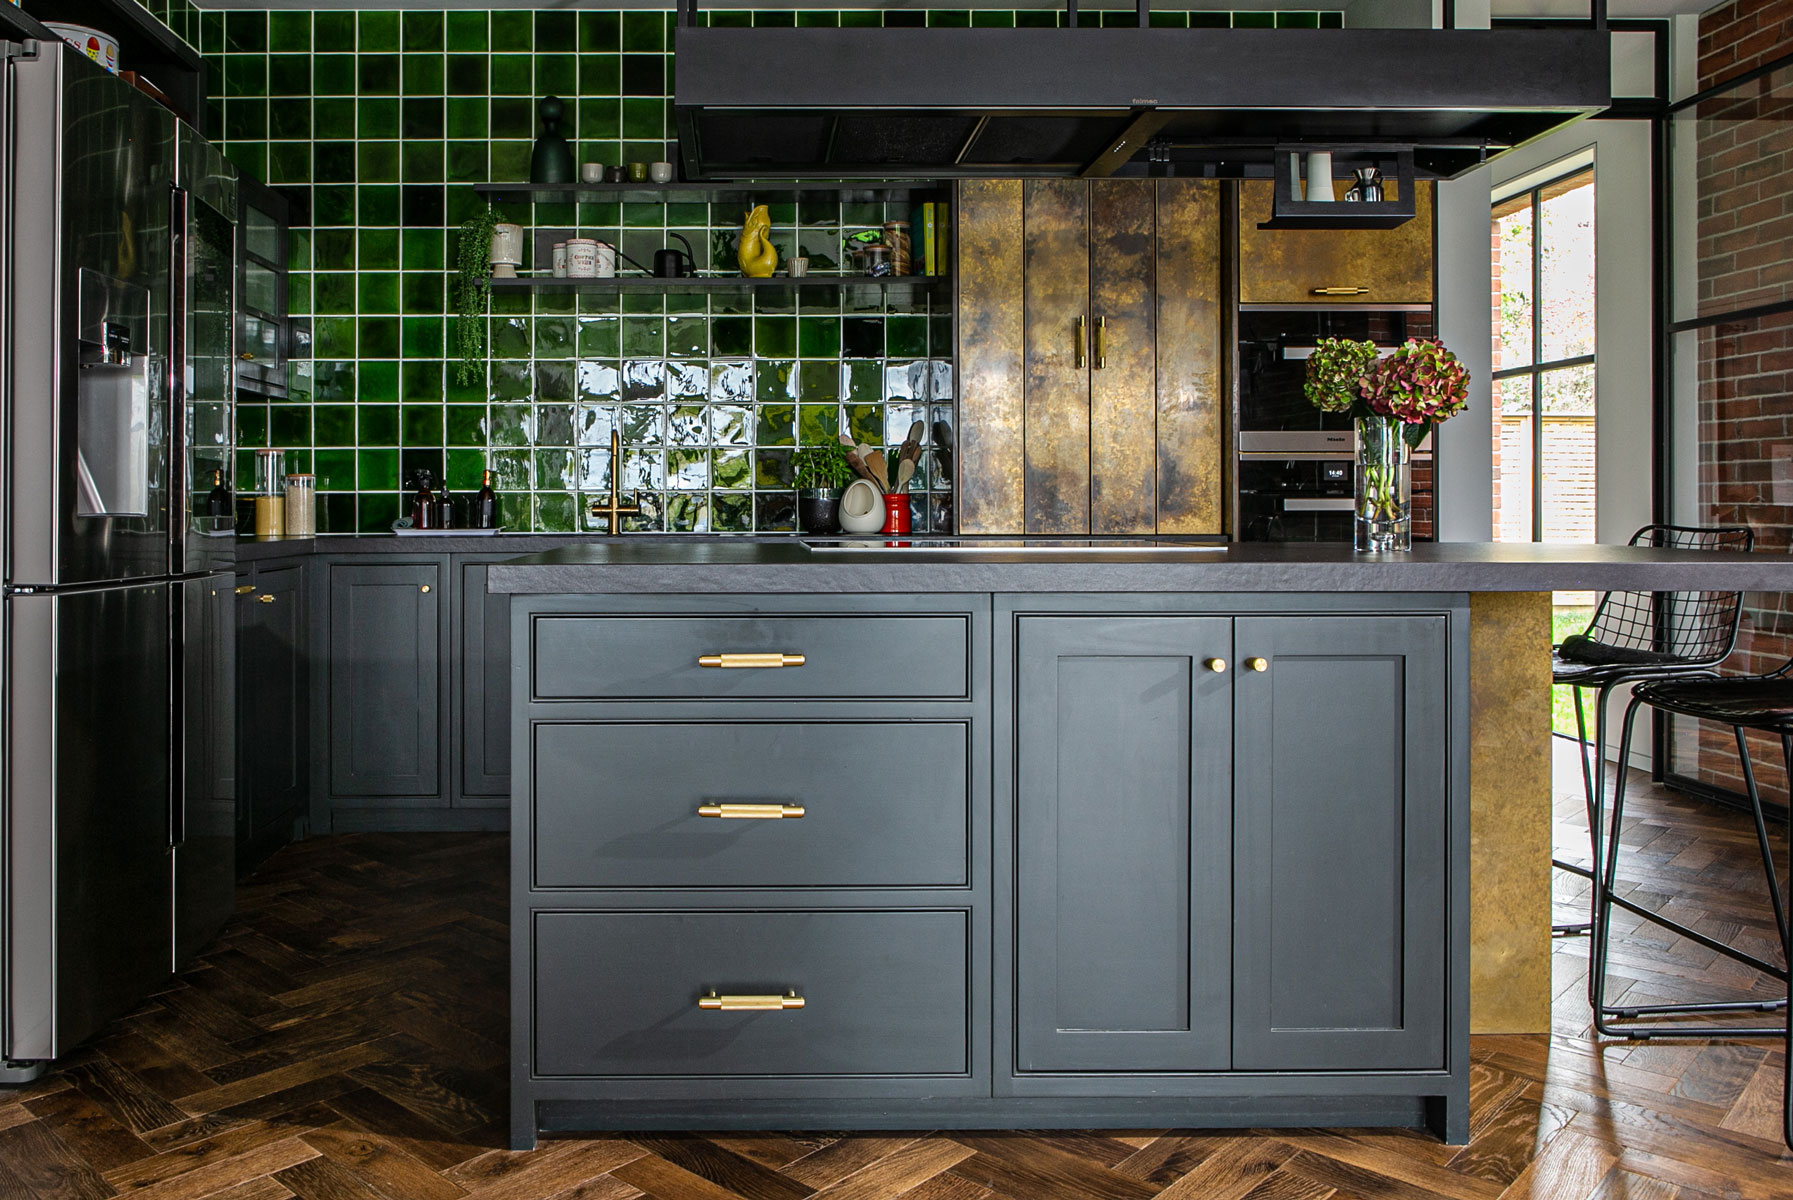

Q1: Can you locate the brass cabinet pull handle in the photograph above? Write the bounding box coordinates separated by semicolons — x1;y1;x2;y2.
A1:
700;991;805;1011
698;652;805;669
1245;657;1268;672
697;803;806;820
235;584;256;595
1074;315;1086;369
1311;286;1371;297
257;594;276;604
1205;657;1228;673
1095;316;1107;369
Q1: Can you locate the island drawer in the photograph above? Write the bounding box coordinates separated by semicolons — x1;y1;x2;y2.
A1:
531;909;970;1078
530;612;971;701
530;720;970;889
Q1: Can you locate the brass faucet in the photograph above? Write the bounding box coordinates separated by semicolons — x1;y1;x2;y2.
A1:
587;429;639;535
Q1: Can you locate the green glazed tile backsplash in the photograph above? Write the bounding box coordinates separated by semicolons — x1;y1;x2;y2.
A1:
145;5;1343;533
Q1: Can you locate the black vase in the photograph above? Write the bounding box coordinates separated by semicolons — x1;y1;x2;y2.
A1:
530;95;575;184
796;489;840;535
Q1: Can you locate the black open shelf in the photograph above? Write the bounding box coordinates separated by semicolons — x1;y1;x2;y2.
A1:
474;181;949;207
0;3;52;45
19;0;206;132
488;274;949;302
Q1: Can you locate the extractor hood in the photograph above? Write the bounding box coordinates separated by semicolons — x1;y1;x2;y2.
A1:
673;26;1612;181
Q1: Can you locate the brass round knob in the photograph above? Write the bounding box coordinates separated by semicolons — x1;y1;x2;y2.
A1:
420;584;431;593
1245;657;1268;672
1205;657;1228;673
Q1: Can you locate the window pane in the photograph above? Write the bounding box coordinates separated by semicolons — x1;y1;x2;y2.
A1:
1492;374;1534;542
1672;61;1793;323
1492;194;1534;370
1540;365;1596;543
1538;171;1595;362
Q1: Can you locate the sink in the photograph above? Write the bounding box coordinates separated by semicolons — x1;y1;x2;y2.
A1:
802;538;1231;557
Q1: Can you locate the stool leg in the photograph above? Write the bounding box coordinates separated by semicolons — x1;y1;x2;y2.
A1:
1553;685;1599;937
1584;681;1620;1010
1590;692;1645;1037
1780;734;1791;1153
1737;726;1791;950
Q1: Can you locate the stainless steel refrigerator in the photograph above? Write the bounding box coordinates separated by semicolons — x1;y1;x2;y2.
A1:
2;39;237;1077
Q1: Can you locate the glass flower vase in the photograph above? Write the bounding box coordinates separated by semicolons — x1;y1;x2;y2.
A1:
1354;416;1412;553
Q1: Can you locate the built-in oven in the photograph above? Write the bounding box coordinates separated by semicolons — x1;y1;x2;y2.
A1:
1235;308;1436;542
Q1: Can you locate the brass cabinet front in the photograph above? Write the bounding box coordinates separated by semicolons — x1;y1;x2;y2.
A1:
1237;179;1435;306
957;179;1225;537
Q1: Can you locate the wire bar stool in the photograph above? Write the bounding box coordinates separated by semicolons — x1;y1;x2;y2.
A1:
1601;664;1793;1150
1549;526;1755;986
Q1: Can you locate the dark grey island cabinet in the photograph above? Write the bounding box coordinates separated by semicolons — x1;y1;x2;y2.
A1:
509;590;1470;1150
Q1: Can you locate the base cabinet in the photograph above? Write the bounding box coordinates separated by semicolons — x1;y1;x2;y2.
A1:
326;560;443;802
235;559;308;874
511;591;1468;1149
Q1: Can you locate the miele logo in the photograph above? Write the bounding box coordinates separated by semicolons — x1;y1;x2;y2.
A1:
1322;434;1351;443
1132;99;1159;106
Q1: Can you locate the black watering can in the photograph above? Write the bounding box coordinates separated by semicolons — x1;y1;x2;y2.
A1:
616;234;698;279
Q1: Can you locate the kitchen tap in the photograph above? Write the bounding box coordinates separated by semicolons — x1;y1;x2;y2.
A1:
588;429;639;535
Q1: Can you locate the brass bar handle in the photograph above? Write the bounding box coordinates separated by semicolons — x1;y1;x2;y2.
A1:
235;584;256;595
1074;315;1086;369
699;991;805;1011
697;803;806;820
697;652;806;669
1311;286;1371;297
1205;657;1228;673
1245;657;1269;672
257;594;276;604
1094;316;1107;370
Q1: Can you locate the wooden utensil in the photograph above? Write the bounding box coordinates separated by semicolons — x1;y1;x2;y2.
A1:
895;458;916;493
866;450;890;492
840;443;877;485
898;421;925;471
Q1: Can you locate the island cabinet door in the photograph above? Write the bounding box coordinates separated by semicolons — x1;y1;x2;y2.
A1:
1231;615;1449;1071
1013;616;1234;1072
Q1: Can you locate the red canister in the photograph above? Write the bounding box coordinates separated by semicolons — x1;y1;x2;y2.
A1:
882;493;912;534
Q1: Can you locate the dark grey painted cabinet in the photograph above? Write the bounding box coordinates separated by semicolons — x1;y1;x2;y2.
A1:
1231;614;1448;1071
458;560;511;801
1010;610;1449;1077
511;591;1467;1147
1013;617;1233;1073
327;561;442;800
236;561;307;873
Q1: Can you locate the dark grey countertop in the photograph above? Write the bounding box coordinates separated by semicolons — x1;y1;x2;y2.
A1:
234;533;600;562
484;539;1793;594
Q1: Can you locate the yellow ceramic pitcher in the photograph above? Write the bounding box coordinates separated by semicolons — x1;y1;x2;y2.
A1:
737;205;778;278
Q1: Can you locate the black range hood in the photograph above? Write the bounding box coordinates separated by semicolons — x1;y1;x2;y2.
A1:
673;26;1612;182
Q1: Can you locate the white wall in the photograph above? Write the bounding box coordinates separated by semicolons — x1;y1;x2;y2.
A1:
1435;120;1656;546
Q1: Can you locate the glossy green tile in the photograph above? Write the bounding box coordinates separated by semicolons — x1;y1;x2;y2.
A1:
314;449;355;490
403;361;444;403
358;141;399;183
359;11;399;53
268;10;309;54
445;10;489;52
403;10;444;52
358;449;399;491
360;361;400;401
225;10;266;53
314;405;355;446
358;405;398;445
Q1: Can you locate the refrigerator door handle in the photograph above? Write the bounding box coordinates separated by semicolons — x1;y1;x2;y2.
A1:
168;184;190;571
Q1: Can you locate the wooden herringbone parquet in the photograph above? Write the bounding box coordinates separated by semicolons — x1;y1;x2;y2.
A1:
1;743;1789;1199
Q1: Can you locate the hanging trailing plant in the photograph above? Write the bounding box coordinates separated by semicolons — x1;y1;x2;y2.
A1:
453;207;502;386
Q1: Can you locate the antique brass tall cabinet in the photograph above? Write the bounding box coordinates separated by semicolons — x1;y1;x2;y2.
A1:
956;178;1225;536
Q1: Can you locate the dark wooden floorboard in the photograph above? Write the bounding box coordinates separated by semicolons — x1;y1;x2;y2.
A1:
2;739;1788;1198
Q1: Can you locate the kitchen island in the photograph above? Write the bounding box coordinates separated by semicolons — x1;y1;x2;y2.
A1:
488;540;1793;1150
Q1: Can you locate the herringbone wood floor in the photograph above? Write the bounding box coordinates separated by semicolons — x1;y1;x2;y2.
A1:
2;742;1789;1199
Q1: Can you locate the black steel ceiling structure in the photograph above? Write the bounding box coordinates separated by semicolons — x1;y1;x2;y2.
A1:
672;9;1613;182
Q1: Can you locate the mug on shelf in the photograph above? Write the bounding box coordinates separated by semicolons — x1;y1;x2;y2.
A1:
580;162;604;184
649;161;675;184
552;242;568;278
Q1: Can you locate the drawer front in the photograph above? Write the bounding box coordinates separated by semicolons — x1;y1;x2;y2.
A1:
531;613;970;701
532;910;969;1077
532;721;970;889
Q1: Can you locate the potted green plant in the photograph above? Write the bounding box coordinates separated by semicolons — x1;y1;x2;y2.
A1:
793;444;854;534
453;208;503;386
1305;336;1470;553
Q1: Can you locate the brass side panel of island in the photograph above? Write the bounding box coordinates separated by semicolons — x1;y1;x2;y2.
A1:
1469;591;1554;1034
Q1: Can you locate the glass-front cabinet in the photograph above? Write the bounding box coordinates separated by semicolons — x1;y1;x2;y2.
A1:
237;178;303;400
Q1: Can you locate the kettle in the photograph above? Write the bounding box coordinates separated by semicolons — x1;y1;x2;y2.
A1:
653;233;697;279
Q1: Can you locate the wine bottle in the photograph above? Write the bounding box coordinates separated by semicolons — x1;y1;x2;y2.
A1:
412;471;437;530
204;469;232;518
474;469;498;529
436;483;456;529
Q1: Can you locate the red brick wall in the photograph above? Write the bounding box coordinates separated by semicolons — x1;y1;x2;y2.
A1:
1693;0;1793;804
1699;0;1793;90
